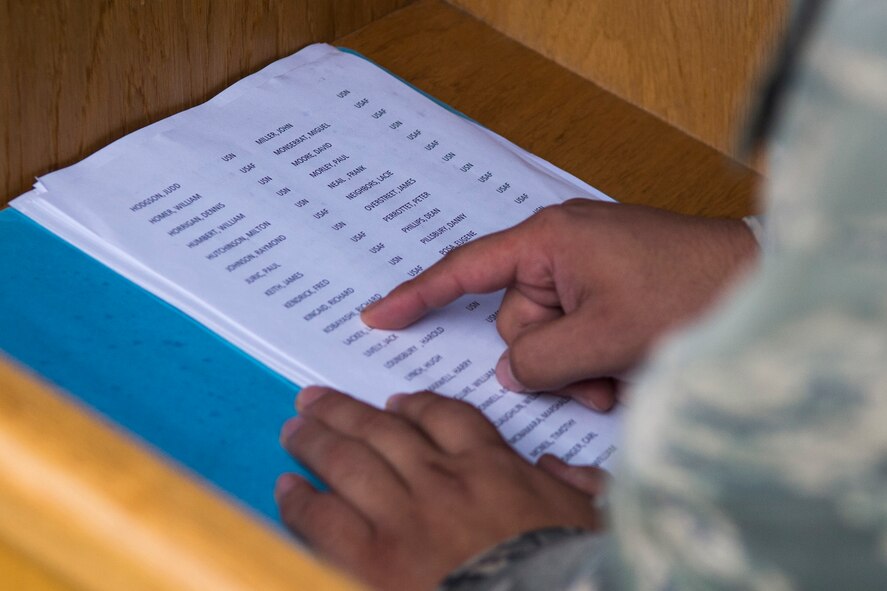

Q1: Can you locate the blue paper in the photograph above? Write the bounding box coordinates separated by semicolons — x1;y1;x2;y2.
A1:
0;208;309;523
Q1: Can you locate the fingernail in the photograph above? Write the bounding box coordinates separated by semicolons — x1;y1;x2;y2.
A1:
361;298;382;315
296;386;327;412
279;416;304;443
574;391;603;411
385;392;410;410
275;473;298;499
537;453;565;466
574;390;610;413
495;351;527;392
360;297;386;322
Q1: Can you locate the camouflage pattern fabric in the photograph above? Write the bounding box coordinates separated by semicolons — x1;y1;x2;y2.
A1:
440;1;887;589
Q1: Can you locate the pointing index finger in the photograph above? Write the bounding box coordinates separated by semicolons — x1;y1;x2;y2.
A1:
361;227;524;329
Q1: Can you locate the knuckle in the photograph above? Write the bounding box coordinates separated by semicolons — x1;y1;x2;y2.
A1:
359;410;401;438
418;391;478;420
528;205;578;250
376;418;415;444
533;203;572;228
422;458;470;496
428;404;467;430
454;446;519;485
324;446;375;489
323;436;359;466
411;396;446;425
413;399;453;431
431;399;500;440
449;397;486;420
398;390;434;413
306;391;343;417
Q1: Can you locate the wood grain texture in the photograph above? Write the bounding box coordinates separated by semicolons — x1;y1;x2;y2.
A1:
341;0;760;218
0;538;80;591
0;357;364;591
448;0;789;160
0;0;414;207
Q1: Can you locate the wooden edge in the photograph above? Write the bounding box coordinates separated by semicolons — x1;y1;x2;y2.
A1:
0;357;363;591
0;536;79;591
339;0;761;219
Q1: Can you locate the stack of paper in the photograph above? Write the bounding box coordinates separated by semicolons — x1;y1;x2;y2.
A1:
13;44;620;466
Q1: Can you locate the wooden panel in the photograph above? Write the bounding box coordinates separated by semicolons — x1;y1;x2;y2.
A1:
340;0;760;219
0;538;80;591
0;358;364;591
448;0;789;160
0;0;414;207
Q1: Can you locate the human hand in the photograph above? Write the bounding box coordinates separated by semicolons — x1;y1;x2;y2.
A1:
276;386;604;591
362;200;757;411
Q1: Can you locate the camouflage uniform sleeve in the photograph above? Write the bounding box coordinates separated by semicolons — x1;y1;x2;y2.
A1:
445;2;887;590
438;528;619;591
608;1;887;588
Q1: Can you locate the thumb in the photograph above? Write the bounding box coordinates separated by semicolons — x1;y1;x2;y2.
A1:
495;312;624;392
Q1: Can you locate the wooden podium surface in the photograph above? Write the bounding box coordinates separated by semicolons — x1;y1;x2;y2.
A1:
0;1;759;589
